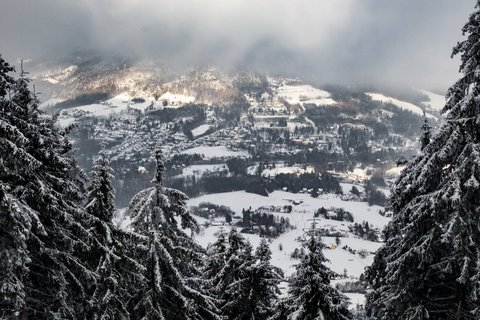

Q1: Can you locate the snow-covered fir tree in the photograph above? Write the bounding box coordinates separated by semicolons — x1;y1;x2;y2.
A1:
0;55;30;318
213;228;250;318
85;149;141;320
207;230;283;320
365;3;480;319
420;111;431;151
282;222;352;320
0;56;97;318
270;300;291;320
248;239;284;319
128;149;219;319
203;228;228;302
222;240;257;320
86;150;116;224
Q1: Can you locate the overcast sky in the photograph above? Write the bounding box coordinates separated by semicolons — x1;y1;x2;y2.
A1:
0;0;475;91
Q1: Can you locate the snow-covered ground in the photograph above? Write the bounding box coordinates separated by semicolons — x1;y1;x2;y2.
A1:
262;165;315;177
385;165;406;179
344;292;366;308
188;190;388;276
187;189;389;308
276;83;336;107
116;187;383;308
332;168;371;183
60;92;159;120
191;124;213;138
366;92;437;120
57;117;76;128
159;91;195;107
180;146;249;159
419;89;445;112
109;93;156;112
340;182;365;194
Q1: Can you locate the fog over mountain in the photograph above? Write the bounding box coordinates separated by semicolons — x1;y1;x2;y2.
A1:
0;0;474;91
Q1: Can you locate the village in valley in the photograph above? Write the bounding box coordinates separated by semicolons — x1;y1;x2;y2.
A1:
29;64;444;309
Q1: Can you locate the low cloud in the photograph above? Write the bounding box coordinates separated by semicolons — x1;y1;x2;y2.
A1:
0;0;474;91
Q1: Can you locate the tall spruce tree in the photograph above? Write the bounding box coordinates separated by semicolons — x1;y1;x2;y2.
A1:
203;228;228;303
85;150;138;320
128;149;219;319
248;239;284;319
420;111;431;151
86;150;115;224
208;229;283;319
365;3;480;319
283;223;352;320
0;55;31;318
222;240;257;320
0;56;97;318
214;228;249;318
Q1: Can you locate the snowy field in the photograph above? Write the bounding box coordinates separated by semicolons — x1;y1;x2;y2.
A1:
74;93;157;116
262;165;315;177
114;169;391;308
276;83;336;107
159;91;195;106
385;165;406;179
180;146;249;159
191;124;213;138
58;93;161;124
57;91;197;124
188;190;388;277
419;89;445;112
366;92;437;120
186;188;389;308
344;293;366;308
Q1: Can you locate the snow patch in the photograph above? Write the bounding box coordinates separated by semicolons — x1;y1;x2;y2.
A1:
56;117;75;128
180;146;249;159
385;166;406;179
60;93;157;118
262;165;315;178
276;83;336;107
159;91;195;107
191;124;213;138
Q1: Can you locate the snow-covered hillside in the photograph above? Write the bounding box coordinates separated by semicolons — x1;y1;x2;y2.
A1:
276;82;336;107
419;89;445;112
366;92;437;119
59;92;160;122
